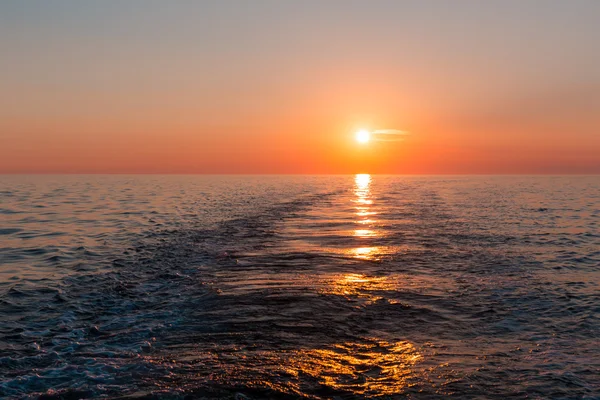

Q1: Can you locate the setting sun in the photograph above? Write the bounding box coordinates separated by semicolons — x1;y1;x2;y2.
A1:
356;130;370;144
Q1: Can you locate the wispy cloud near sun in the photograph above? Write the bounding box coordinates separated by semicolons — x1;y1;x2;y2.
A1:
371;129;410;142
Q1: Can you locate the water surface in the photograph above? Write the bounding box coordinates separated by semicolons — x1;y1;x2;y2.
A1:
1;175;599;398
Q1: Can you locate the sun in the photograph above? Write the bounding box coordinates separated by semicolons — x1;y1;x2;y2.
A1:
356;130;370;143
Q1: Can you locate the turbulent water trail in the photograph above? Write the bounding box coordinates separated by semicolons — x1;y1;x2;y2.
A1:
0;187;342;398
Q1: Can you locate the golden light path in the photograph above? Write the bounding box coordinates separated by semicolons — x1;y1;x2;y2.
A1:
352;246;380;259
352;174;378;242
308;174;423;395
355;173;371;190
278;340;423;397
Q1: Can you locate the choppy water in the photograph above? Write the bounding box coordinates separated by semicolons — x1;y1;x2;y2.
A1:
1;175;599;399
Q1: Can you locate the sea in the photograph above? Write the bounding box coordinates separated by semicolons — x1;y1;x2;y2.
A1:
0;175;599;399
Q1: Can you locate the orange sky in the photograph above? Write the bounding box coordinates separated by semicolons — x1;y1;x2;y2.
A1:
1;1;599;174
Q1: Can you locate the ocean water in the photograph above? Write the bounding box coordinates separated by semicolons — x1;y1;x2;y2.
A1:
0;175;599;399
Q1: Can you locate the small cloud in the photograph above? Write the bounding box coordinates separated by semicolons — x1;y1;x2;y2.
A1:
371;129;410;142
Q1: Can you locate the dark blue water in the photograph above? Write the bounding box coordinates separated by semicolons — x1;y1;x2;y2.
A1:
1;175;599;399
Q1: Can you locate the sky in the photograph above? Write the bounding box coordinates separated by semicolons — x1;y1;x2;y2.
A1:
1;0;599;174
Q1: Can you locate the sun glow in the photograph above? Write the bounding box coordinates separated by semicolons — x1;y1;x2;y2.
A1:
356;130;370;143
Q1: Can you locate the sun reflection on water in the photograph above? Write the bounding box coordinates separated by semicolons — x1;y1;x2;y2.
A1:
356;208;377;216
300;176;423;395
353;229;377;237
356;218;376;225
351;174;384;259
355;173;371;191
323;273;398;301
352;246;380;259
281;340;422;396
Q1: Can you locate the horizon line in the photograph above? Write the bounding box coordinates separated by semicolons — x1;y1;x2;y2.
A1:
2;172;600;176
